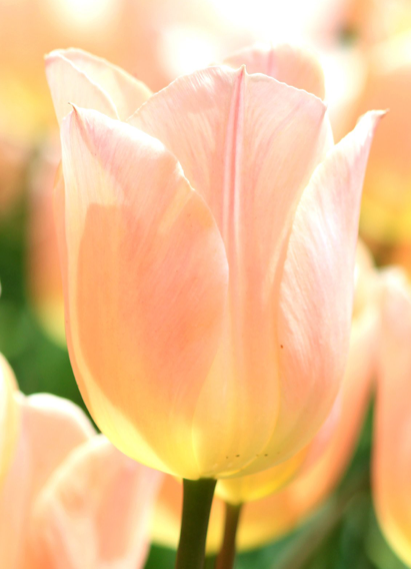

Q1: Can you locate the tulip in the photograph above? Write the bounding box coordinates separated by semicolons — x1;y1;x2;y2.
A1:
0;390;93;567
151;240;379;551
0;354;19;489
0;356;162;568
28;435;162;569
46;44;382;482
373;268;411;567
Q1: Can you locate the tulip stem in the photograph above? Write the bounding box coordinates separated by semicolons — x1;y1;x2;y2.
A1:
175;478;217;569
215;502;243;569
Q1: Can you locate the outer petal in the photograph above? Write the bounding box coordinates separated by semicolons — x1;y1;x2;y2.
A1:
373;270;411;567
58;107;228;479
28;436;162;569
216;387;342;505
234;246;379;549
130;65;332;476
238;110;383;473
223;43;325;99
215;240;375;503
45;52;119;124
48;49;152;121
235;295;377;550
0;394;94;569
0;354;19;489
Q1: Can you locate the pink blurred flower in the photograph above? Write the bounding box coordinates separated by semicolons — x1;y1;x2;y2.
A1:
373;269;411;567
0;356;162;569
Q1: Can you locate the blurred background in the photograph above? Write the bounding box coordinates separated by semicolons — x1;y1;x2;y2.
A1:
1;0;411;567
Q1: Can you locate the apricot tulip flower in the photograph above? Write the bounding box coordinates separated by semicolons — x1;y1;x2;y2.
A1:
46;45;381;481
373;269;411;567
151;241;379;551
0;357;162;569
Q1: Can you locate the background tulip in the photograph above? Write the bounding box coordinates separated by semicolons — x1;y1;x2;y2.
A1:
373;269;411;567
48;44;382;481
0;357;162;569
28;436;163;569
223;43;326;99
0;389;94;568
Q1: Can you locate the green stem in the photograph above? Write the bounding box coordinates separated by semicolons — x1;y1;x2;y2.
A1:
215;502;243;569
175;478;217;569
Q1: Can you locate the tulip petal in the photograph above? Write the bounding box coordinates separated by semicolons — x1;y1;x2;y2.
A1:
223;43;325;99
236;297;376;550
0;354;19;489
130;65;332;475
232;110;382;480
247;111;382;469
373;270;411;567
51;48;152;120
130;66;330;248
46;51;118;123
0;394;94;568
216;383;342;504
29;436;162;569
58;107;228;478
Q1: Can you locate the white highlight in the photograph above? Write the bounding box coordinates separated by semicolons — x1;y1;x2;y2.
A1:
48;0;120;30
160;26;219;77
